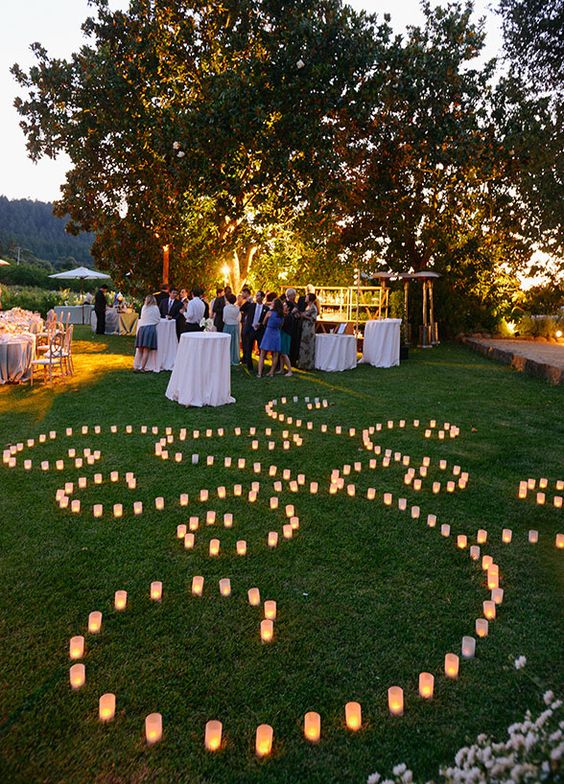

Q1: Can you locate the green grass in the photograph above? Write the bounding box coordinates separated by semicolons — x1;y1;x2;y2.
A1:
0;328;562;784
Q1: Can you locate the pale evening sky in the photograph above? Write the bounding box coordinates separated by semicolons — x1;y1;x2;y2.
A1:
0;0;502;203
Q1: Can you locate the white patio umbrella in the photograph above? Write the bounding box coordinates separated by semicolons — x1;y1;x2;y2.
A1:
49;266;112;295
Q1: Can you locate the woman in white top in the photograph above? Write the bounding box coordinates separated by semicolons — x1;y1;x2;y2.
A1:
134;294;161;371
222;293;241;365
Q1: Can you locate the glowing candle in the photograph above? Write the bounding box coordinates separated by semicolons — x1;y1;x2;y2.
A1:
70;499;81;514
78;477;87;489
207;510;216;525
155;497;165;510
475;618;488;637
256;724;273;757
273;481;283;492
88;611;102;633
114;590;127;610
462;635;476;659
192;576;204;596
184;533;195;549
556;533;564;549
260;619;274;643
444;653;459;679
93;504;103;518
145;712;162;745
419;466;428;477
233;484;242;497
347;484;355;497
69;635;84;660
528;529;539;544
189;516;199;532
411;506;420;519
345;701;362;730
457;535;467;549
419;672;434;698
555;496;563;509
427;514;437;528
180;493;189;506
134;501;143;515
290;516;300;530
224;457;232;468
367;488;376;501
536;492;545;505
502;528;512;543
388;686;404;716
209;538;220;556
270;497;279;510
267;531;279;548
283;524;293;539
483;600;496;620
383;493;392;506
99;693;116;722
205;720;222;751
23;459;32;470
264;600;277;620
70;663;85;690
41;461;49;472
253;462;261;474
487;567;499;590
441;524;450;537
482;555;493;570
398;498;407;511
110;471;119;483
75;458;83;468
148;581;162;601
268;465;277;477
236;540;247;555
447;481;455;493
469;545;480;560
304;711;321;742
491;587;504;605
248;588;261;606
176;524;187;539
113;503;123;519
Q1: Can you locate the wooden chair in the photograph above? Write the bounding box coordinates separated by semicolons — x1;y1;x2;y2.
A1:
62;324;74;376
31;331;65;384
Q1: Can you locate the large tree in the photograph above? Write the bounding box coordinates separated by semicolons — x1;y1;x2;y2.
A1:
12;0;385;291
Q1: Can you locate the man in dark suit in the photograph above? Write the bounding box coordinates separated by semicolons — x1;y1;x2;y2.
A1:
94;284;109;335
160;288;184;340
155;284;170;308
241;290;267;370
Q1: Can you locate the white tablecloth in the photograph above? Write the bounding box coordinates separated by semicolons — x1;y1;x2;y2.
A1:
315;334;357;372
90;308;119;334
165;332;235;407
55;305;93;325
0;335;36;384
134;319;178;372
361;319;402;368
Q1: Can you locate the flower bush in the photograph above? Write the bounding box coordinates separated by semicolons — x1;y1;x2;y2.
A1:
367;693;562;784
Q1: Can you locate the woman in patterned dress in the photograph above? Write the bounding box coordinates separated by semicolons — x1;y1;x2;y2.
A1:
297;293;318;370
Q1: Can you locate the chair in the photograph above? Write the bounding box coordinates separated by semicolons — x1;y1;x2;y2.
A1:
61;324;74;376
31;331;65;384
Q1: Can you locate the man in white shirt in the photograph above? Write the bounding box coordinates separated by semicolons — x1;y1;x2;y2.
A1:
184;287;206;331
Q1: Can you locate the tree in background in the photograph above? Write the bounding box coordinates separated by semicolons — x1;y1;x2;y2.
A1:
12;0;384;291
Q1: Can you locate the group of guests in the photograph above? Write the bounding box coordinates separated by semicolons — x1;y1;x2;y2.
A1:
134;283;319;375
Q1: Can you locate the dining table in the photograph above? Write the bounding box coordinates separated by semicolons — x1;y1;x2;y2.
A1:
361;319;402;368
0;333;36;384
314;333;357;372
165;332;235;407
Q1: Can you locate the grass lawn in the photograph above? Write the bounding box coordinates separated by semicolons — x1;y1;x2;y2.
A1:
0;328;562;784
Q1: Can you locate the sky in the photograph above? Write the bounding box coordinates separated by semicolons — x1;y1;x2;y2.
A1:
0;0;503;203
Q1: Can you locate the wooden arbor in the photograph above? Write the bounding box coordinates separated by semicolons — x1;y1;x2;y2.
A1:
400;271;441;347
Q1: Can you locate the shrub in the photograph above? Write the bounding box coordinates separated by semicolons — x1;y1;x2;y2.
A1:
0;285;66;317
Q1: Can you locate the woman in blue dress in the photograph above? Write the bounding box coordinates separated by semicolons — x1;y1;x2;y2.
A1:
258;298;284;377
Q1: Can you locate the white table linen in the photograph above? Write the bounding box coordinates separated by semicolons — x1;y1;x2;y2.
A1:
90;308;119;334
134;319;177;372
361;319;402;368
315;334;357;372
166;332;235;407
55;305;93;325
0;334;36;384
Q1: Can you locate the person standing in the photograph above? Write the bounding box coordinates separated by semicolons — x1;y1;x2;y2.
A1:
241;290;266;370
223;293;241;365
134;295;160;371
155;284;170;308
285;288;301;366
297;293;318;370
183;287;206;332
212;287;226;331
94;284;109;335
258;298;284;377
159;287;181;319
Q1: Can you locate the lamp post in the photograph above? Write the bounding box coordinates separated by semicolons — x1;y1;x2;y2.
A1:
162;244;170;286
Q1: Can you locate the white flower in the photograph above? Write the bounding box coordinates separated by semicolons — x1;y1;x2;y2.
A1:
172;141;181;150
367;775;381;784
177;150;185;158
514;655;527;669
392;764;407;776
296;58;305;69
544;690;555;705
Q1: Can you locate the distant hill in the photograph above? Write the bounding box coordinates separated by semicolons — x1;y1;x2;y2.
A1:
0;196;94;267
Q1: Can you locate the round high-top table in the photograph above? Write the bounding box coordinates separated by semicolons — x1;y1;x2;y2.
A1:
134;319;177;373
0;334;36;384
314;334;357;372
361;319;402;368
165;332;235;407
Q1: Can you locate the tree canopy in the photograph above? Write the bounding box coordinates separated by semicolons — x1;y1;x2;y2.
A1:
11;0;563;328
